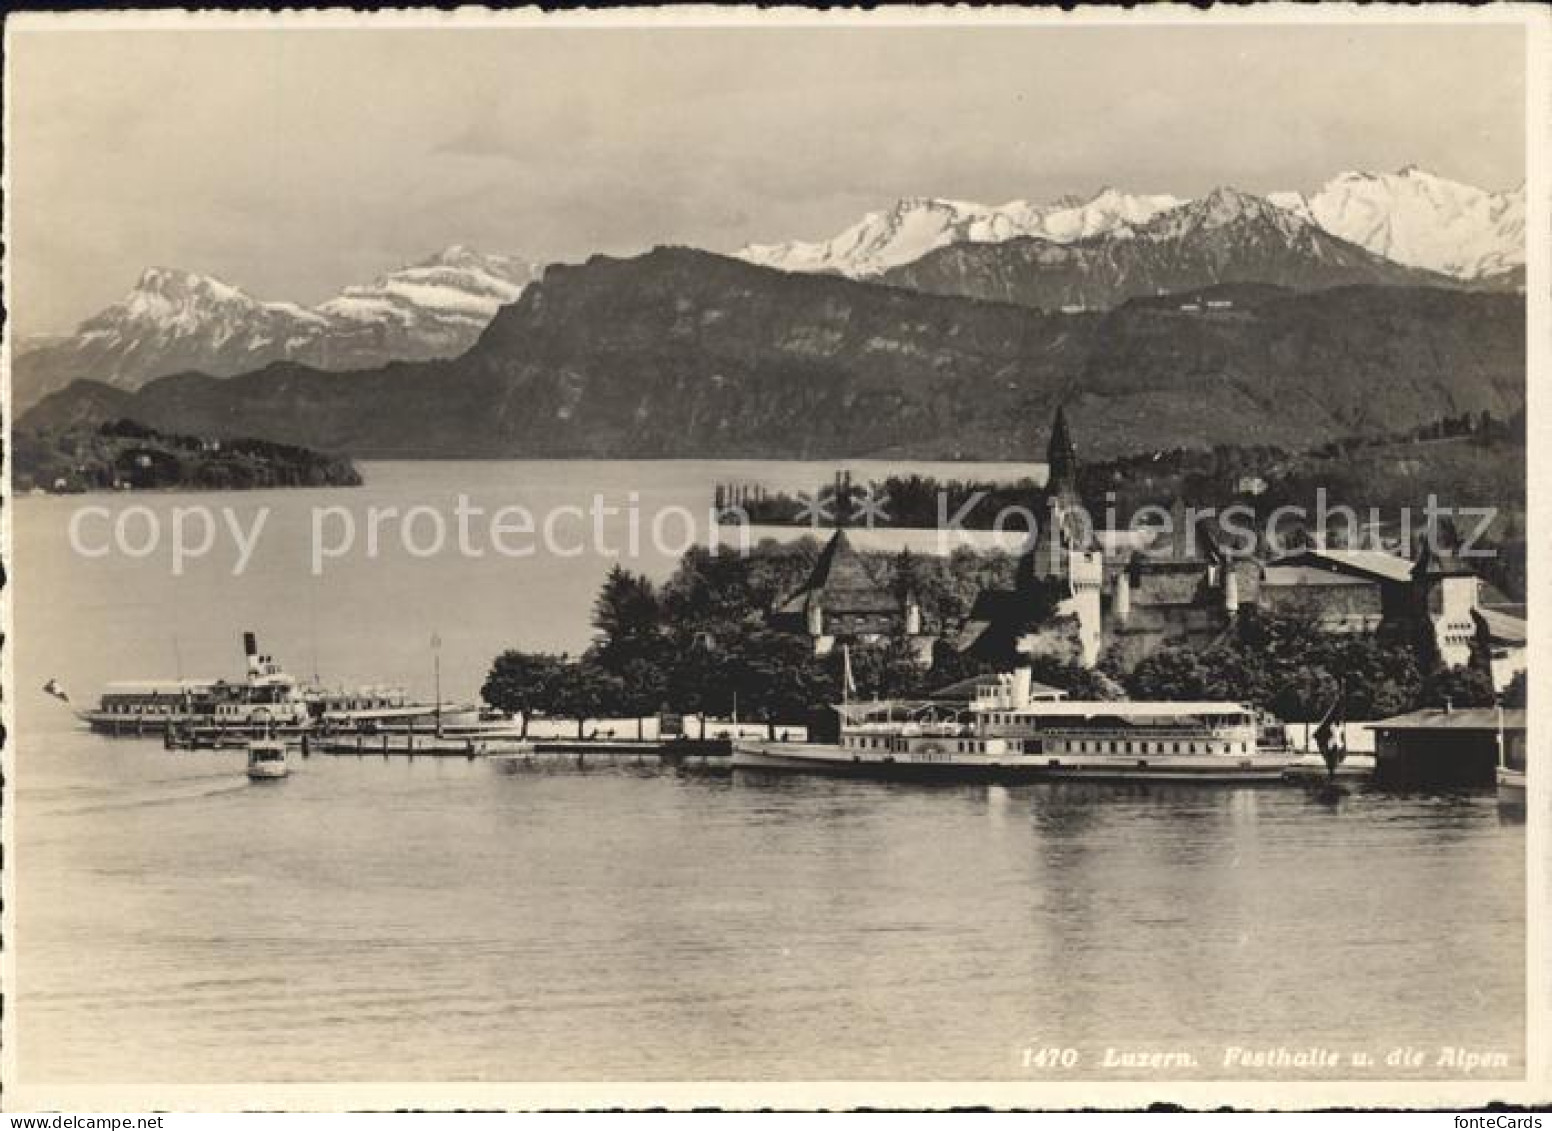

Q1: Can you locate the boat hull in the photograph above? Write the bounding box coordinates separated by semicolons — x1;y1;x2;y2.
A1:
733;743;1051;783
733;742;1290;784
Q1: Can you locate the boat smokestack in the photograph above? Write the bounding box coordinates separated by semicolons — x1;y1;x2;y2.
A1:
243;632;260;676
1011;666;1033;708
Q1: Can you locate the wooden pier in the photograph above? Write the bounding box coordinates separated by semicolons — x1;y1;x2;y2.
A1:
306;732;732;764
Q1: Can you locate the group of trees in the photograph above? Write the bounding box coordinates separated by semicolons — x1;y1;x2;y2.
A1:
482;542;1523;737
13;419;362;493
482;542;1027;735
715;472;1050;531
1118;606;1506;724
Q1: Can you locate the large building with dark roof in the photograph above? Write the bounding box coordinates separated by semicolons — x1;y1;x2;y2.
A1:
958;409;1527;688
769;527;934;660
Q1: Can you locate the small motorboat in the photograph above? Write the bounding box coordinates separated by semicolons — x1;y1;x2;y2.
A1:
246;739;290;781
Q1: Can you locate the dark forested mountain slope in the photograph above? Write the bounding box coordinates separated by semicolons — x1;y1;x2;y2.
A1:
23;247;1524;461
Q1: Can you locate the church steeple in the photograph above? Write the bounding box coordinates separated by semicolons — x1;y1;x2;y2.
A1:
1019;405;1091;592
1047;405;1078;496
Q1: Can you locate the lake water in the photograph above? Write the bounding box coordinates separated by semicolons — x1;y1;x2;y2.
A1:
9;461;1525;1086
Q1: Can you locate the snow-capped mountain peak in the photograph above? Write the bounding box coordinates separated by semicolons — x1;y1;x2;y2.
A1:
86;268;330;346
134;265;230;295
1268;166;1523;279
1132;186;1308;245
122;267;256;316
735;187;1183;277
320;245;540;328
15;246;541;411
742;169;1521;284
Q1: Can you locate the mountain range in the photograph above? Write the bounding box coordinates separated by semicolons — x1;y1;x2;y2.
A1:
736;167;1524;285
1268;167;1524;281
875;187;1460;311
11;166;1527;461
10;245;539;411
23;246;1524;461
736;188;1186;278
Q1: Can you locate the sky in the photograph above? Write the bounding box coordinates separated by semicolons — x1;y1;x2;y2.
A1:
6;17;1529;337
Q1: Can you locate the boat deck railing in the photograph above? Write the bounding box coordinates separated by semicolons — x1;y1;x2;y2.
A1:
845;724;1252;741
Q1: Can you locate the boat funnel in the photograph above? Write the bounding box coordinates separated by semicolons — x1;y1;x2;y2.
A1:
243;632;261;677
1011;666;1033;708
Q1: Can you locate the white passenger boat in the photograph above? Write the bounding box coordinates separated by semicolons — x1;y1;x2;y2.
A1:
734;668;1290;783
79;631;464;739
245;739;290;780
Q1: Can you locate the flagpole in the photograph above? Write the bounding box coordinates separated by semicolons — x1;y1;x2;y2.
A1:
432;631;442;737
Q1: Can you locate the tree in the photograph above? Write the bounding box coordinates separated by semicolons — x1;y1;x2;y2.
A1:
603;653;669;739
666;633;735;727
1126;647;1211;701
1269;666;1340;730
546;660;626;739
924;639;997;692
727;628;836;737
1502;669;1527;710
1420;664;1497;710
1313;634;1422;719
591;565;663;663
842;638;927;702
480;651;566;736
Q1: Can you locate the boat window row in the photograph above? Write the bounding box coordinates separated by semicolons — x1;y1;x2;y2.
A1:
1034;738;1252;757
99;701;184;714
847;736;994;755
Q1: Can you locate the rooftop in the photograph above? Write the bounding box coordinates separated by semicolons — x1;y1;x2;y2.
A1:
774;528;903;617
1474;607;1527;645
1000;700;1254;718
1367;708;1526;732
1274;548;1415;585
1262;564;1377;588
929;673;1064;701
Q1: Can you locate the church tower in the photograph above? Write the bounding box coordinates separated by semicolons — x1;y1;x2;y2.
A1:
1025;404;1091;585
1046;403;1079;502
1017;405;1103;665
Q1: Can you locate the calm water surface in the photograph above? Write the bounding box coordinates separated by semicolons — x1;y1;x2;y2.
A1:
11;462;1525;1084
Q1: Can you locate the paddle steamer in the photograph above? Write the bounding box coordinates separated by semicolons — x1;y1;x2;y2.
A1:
78;632;474;738
734;668;1288;782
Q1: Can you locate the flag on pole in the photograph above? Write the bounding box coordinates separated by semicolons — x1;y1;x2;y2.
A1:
842;644;857;698
42;678;70;704
431;631;442;650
